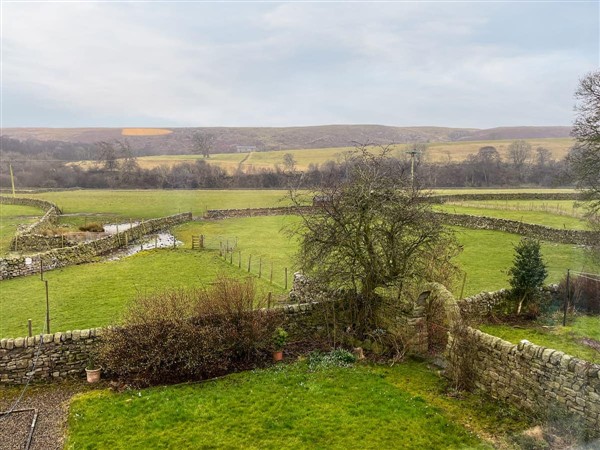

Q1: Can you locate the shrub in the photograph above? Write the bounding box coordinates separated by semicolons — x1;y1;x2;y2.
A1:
79;222;104;232
508;238;548;317
99;276;284;386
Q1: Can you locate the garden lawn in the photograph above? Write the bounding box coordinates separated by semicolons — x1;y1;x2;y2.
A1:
28;189;294;219
480;315;600;364
0;203;43;254
66;360;531;449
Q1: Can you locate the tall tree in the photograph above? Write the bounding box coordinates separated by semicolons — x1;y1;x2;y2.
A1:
569;70;600;211
290;145;460;334
508;238;547;316
192;132;215;158
507;140;532;182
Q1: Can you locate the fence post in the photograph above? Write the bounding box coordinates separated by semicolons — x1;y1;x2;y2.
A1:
248;255;252;273
230;250;233;264
220;241;223;257
45;280;50;334
28;319;32;338
285;267;288;290
238;251;242;268
267;292;272;309
563;268;570;326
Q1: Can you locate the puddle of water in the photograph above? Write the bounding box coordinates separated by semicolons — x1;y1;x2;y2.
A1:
102;222;139;234
104;232;183;261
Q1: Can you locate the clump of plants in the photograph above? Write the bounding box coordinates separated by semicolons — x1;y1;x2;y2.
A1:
307;348;357;370
99;276;284;386
79;222;104;232
507;238;548;319
272;327;288;351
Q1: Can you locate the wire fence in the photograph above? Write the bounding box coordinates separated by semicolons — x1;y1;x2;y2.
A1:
190;234;295;291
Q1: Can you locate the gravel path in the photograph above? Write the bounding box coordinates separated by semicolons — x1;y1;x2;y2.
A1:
0;381;91;450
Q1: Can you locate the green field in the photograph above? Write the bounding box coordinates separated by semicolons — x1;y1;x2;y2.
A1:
0;203;43;253
28;189;293;219
480;315;600;364
437;202;587;230
0;247;288;339
66;360;530;449
1;215;596;338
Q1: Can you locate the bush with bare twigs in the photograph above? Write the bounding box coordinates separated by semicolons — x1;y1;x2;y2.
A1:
99;276;284;386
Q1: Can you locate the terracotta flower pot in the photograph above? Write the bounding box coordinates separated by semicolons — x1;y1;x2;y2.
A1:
273;351;283;362
85;368;101;383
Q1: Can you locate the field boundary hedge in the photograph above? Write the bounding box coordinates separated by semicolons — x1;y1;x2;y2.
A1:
0;212;192;280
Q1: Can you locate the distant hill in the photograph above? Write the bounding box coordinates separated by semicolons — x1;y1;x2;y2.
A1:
1;125;572;156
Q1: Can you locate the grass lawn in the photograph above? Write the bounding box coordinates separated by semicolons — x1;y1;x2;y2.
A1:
65;360;531;449
0;247;286;339
480;315;600;364
437;203;587;230
27;189;294;219
0;203;44;254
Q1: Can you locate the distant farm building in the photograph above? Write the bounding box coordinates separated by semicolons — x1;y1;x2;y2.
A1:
236;146;257;153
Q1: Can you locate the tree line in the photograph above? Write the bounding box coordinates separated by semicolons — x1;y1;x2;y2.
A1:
0;136;576;190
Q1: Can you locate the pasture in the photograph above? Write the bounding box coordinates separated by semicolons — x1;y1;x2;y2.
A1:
0;203;44;253
1;211;596;338
65;360;529;449
71;137;574;172
436;201;587;230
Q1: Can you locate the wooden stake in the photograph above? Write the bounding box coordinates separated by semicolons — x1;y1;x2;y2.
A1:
285;268;288;290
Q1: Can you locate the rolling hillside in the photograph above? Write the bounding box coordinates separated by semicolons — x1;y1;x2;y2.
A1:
3;125;572;157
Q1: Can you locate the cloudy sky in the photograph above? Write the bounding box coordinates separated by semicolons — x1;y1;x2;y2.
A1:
1;1;598;129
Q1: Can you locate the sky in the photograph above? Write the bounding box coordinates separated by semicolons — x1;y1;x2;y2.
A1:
1;1;598;129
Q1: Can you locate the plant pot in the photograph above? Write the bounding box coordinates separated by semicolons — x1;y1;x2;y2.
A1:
272;351;283;362
85;368;101;383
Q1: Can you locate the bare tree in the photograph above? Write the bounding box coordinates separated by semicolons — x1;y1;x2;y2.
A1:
282;153;297;172
570;70;600;211
192;132;215;158
96;141;120;171
290;145;460;335
535;147;553;167
508;140;532;181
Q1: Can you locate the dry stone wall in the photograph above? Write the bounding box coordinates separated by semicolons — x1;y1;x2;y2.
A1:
447;327;600;430
0;301;324;384
204;206;315;219
0;195;62;238
0;212;192;280
0;328;102;384
432;192;580;203
434;212;598;246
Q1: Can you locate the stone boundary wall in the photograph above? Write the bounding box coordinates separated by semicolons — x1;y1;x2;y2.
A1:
0;212;192;280
0;195;62;237
0;301;320;384
0;328;102;383
204;206;596;246
431;192;580;203
434;212;597;246
447;327;600;430
204;206;316;219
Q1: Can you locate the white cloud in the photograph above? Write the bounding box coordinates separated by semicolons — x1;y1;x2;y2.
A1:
2;2;597;127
